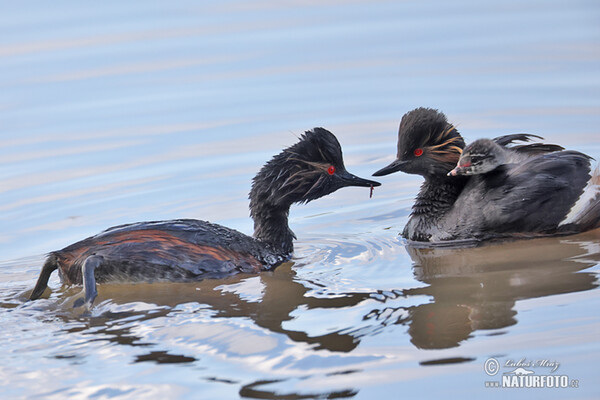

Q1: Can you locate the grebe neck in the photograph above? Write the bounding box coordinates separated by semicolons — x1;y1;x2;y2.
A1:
412;176;467;218
251;203;296;255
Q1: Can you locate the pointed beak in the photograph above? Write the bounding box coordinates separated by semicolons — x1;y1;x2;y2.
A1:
447;166;460;176
372;158;409;177
338;170;381;188
447;166;468;176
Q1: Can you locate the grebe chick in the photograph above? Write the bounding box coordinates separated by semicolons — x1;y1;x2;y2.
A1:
30;128;380;308
373;107;600;243
448;138;532;176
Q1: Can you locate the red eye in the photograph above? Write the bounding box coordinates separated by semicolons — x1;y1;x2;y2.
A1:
414;148;423;157
327;165;336;175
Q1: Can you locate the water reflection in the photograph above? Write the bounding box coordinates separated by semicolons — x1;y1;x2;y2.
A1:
34;231;599;360
48;263;371;353
4;230;597;398
239;378;358;400
32;269;375;398
400;232;600;349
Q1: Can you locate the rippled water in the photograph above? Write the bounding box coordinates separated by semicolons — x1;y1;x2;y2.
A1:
1;1;600;399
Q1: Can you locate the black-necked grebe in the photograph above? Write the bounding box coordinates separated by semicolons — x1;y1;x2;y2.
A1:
30;128;380;307
373;107;600;243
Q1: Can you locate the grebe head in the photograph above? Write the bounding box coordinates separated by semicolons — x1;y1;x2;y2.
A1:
373;108;465;179
250;128;381;209
448;139;506;176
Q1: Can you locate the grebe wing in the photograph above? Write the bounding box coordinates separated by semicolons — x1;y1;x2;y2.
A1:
480;151;592;232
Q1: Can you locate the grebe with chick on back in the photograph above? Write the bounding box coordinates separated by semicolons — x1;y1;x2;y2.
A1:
29;128;380;308
373;107;600;243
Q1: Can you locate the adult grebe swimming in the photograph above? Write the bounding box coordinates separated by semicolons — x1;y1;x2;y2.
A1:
30;128;380;307
373;107;600;243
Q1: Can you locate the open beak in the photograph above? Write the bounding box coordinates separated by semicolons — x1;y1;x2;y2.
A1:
338;170;381;188
372;158;409;177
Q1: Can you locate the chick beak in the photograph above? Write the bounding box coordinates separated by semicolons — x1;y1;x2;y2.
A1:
448;165;470;176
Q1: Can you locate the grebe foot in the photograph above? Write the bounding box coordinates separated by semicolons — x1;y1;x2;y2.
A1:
79;255;103;310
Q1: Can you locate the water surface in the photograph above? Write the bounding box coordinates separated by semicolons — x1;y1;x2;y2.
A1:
1;1;600;399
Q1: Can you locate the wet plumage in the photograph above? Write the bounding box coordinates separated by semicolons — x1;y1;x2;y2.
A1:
30;128;380;307
373;107;600;243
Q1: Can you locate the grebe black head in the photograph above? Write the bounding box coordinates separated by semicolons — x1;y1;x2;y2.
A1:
448;139;506;176
29;128;380;308
250;127;380;253
373;107;600;243
373;108;465;179
251;128;375;207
